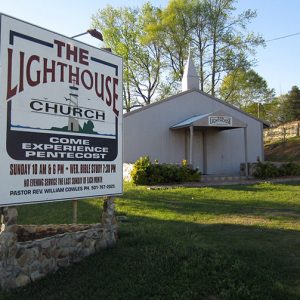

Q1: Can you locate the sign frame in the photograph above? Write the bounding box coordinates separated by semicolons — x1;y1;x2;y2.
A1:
0;13;123;206
208;116;232;127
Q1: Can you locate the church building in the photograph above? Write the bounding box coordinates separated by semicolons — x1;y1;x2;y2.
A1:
123;54;269;176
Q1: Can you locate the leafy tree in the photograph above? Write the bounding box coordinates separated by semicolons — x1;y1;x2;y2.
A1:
145;0;264;96
92;0;263;110
204;0;263;96
281;86;300;122
259;98;282;125
91;4;163;111
144;0;194;81
246;86;300;126
220;68;275;112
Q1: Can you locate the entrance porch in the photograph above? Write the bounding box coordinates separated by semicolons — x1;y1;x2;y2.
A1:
170;110;249;177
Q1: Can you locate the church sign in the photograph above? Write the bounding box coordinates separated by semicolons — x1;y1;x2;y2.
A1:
208;116;232;127
0;14;123;206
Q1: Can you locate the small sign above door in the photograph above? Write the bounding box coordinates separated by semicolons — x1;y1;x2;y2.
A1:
208;116;232;126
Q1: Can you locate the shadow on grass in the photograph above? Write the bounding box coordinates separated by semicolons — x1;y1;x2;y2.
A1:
0;217;300;300
6;183;300;299
2;214;300;300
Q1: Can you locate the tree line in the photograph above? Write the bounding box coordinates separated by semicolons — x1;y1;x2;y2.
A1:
91;0;300;126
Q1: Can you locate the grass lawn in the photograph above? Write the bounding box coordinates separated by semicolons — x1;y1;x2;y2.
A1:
1;181;300;299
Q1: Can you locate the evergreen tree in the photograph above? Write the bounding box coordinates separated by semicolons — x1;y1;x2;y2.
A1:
286;86;300;121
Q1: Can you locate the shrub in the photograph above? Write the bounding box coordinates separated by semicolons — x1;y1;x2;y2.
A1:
278;162;300;176
131;156;201;185
130;156;152;185
253;161;279;179
253;160;300;179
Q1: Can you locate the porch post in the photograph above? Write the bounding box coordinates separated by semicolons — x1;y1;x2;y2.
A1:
244;126;249;177
189;125;194;167
202;130;207;174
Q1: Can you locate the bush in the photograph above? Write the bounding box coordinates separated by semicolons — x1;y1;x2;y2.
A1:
279;162;300;176
253;161;279;179
130;156;152;185
131;156;201;185
253;160;300;179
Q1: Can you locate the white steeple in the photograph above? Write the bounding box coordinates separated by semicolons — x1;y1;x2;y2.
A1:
182;49;199;92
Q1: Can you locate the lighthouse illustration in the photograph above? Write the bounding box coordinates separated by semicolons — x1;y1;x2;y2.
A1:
65;84;79;132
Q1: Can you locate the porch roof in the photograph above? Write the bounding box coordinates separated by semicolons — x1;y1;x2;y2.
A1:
170;110;247;130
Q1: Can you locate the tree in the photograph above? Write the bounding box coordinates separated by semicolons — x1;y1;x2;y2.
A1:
281;86;300;122
262;97;285;125
145;0;264;96
244;86;300;126
145;0;193;81
219;68;275;112
203;0;263;96
91;0;263;111
91;4;163;111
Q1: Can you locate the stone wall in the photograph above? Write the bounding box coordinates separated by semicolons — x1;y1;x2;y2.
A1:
264;121;300;144
0;198;117;290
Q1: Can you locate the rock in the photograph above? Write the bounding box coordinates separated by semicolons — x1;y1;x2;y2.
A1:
57;247;69;258
17;249;35;267
30;271;44;282
24;225;37;234
39;238;51;249
57;234;72;248
6;224;19;233
95;239;107;250
15;274;30;287
40;258;54;274
8;245;18;257
102;198;116;226
0;232;17;255
15;247;25;259
28;261;40;273
1;276;18;290
57;257;69;268
3;207;18;225
49;246;60;258
48;258;57;273
1;215;117;289
81;248;91;257
106;237;116;248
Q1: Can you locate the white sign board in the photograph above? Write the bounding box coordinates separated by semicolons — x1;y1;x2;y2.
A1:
208;116;232;127
0;14;123;206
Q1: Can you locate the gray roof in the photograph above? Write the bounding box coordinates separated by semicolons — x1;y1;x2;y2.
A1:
171;113;212;129
170;110;247;130
124;89;270;128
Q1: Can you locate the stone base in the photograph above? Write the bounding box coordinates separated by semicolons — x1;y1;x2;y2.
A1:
0;198;117;290
0;223;117;290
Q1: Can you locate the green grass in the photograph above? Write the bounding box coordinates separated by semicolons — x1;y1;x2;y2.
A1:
1;181;300;299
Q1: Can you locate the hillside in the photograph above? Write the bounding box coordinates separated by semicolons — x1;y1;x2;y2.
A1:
264;136;300;161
